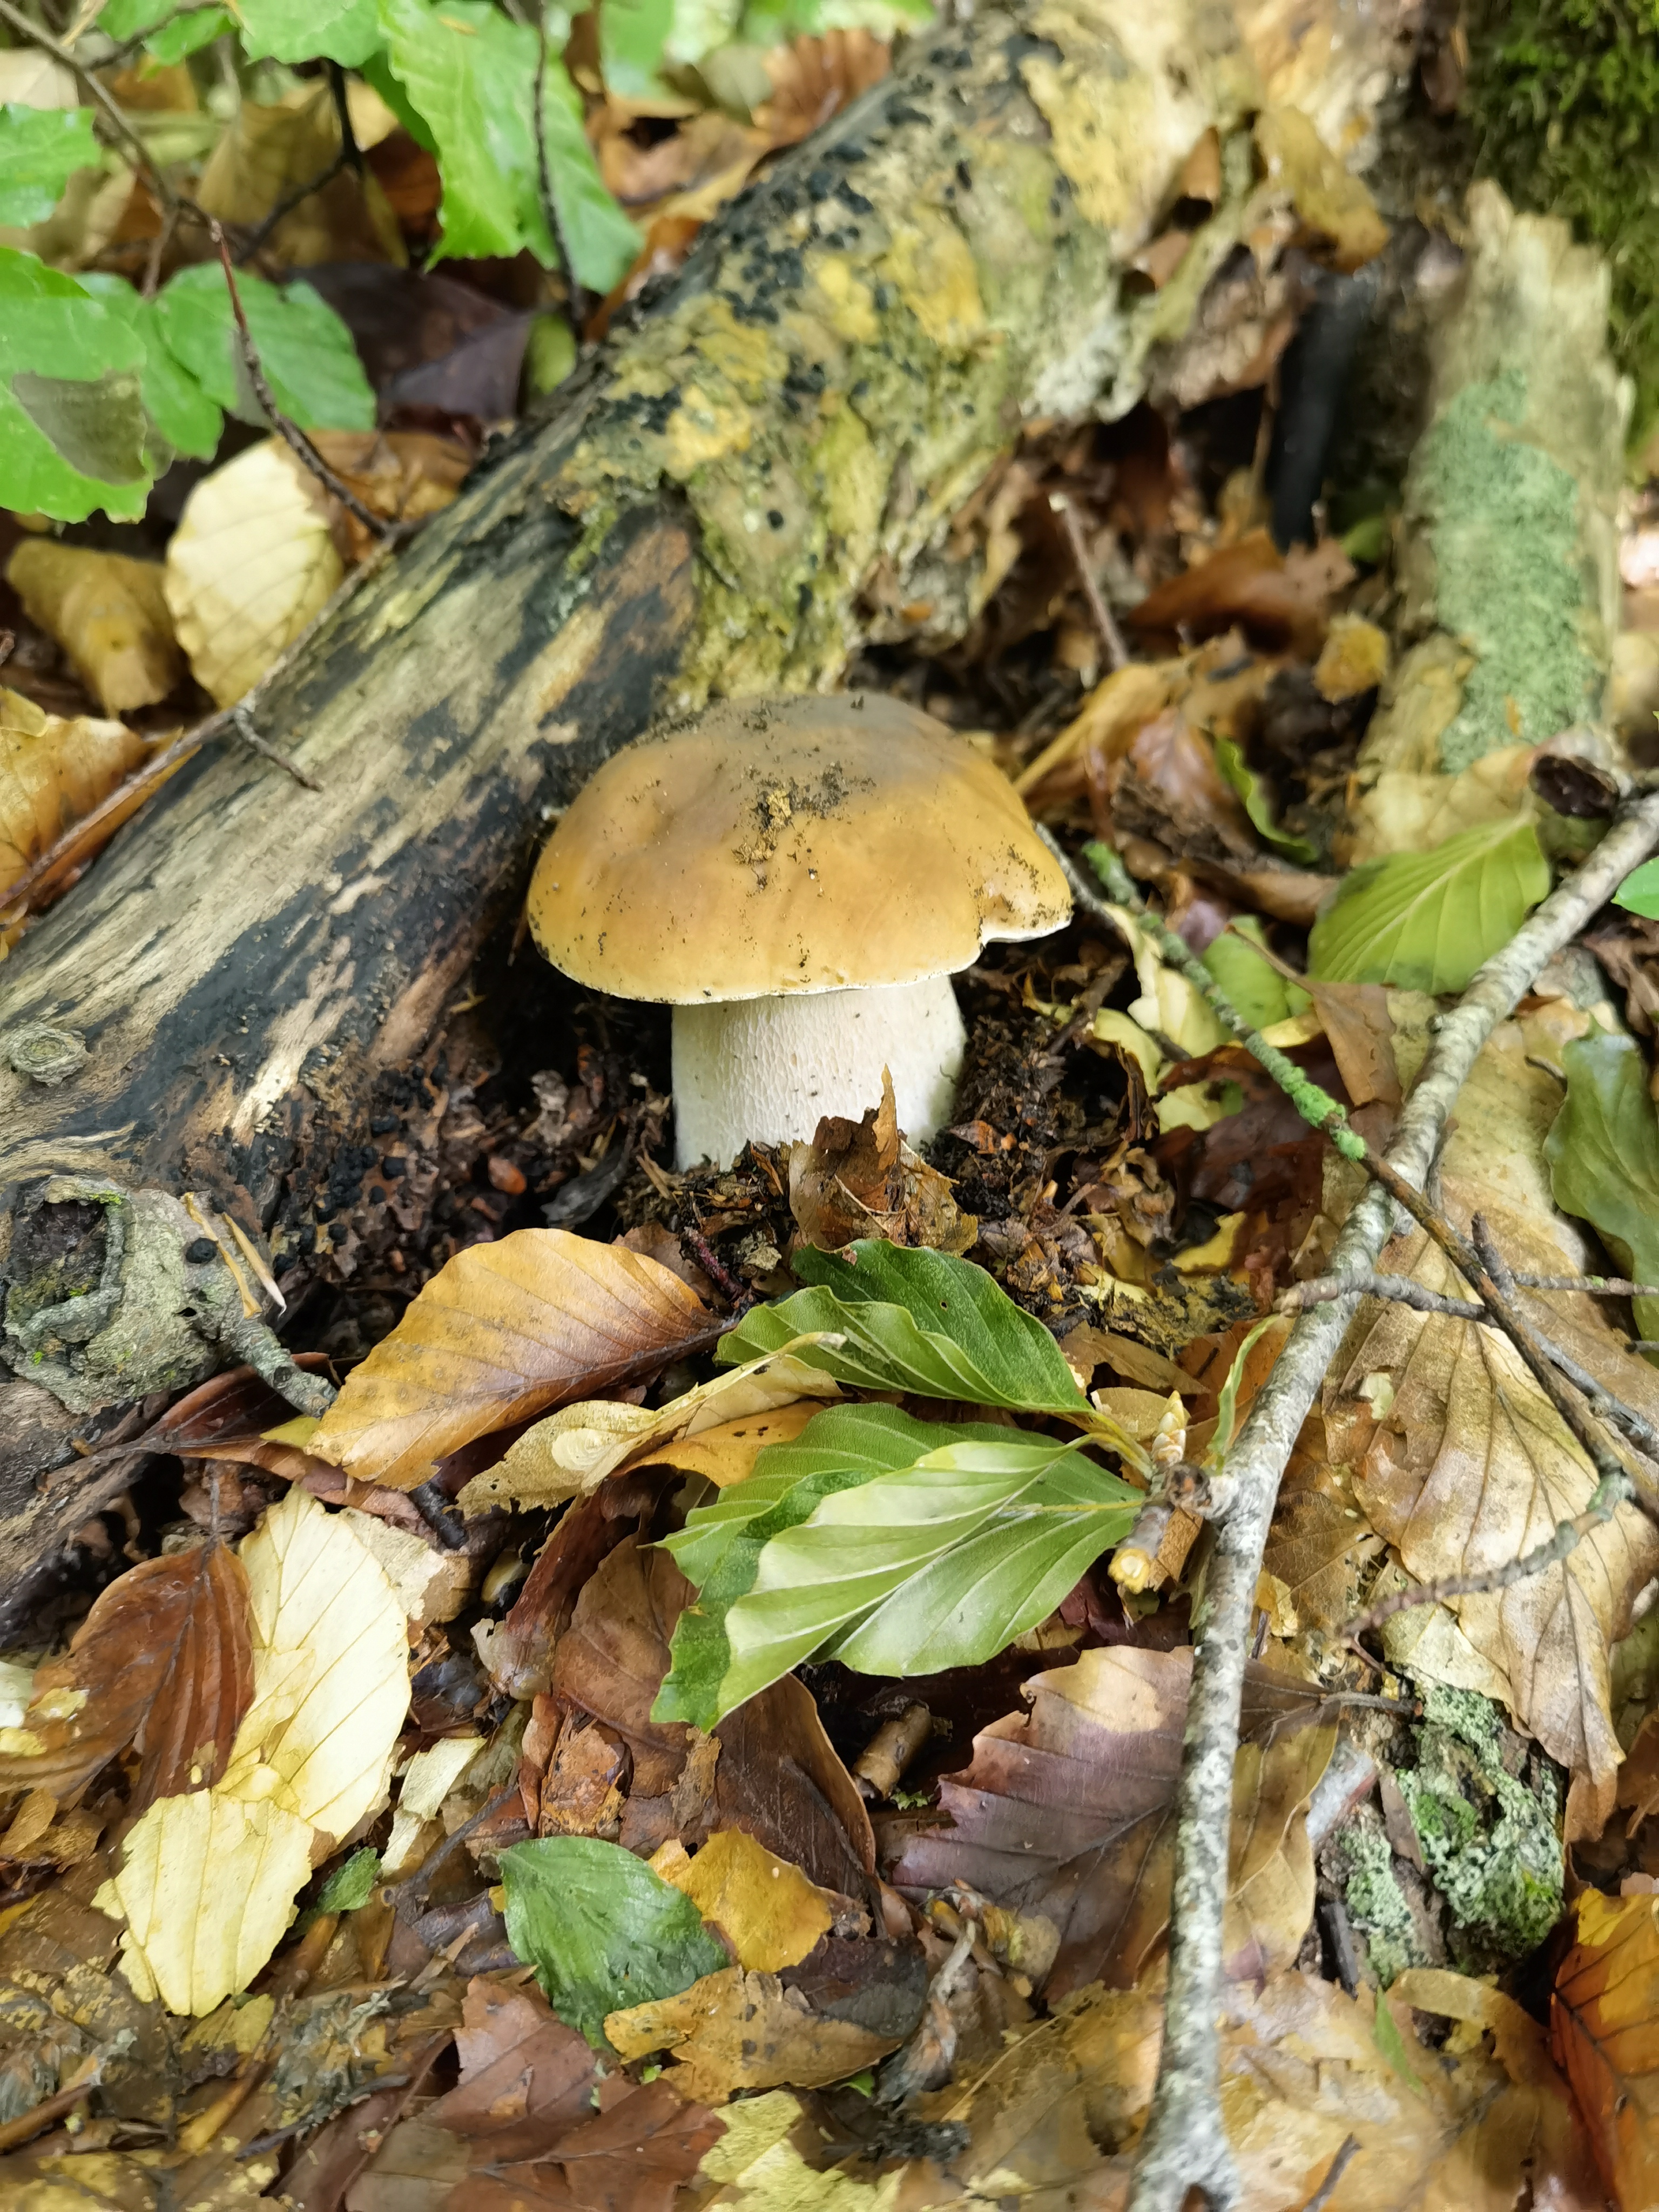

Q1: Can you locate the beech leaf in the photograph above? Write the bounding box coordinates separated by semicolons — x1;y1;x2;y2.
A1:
309;1227;714;1489
1553;1886;1659;2204
500;1835;730;2049
5;541;183;716
605;1964;903;2105
0;1541;252;1812
663;1831;834;1973
1307;817;1549;993
1545;1026;1659;1345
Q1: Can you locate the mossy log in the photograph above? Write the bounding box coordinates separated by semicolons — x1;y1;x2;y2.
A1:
0;0;1404;1593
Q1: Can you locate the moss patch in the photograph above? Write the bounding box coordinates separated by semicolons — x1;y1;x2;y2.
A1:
1410;369;1601;768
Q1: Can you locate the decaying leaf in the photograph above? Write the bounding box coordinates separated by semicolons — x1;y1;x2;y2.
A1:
660;1829;834;1973
1253;105;1390;271
309;1227;714;1489
788;1072;976;1255
5;541;183;713
1;683;160;935
889;1645;1332;1997
458;1346;840;1514
163;436;345;707
1553;1886;1659;2206
0;1541;252;1811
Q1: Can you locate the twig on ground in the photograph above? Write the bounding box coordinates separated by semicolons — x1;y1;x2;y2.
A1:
1126;787;1659;2212
1301;2136;1360;2212
1053;495;1129;672
0;536;402;919
1282;1270;1486;1321
209;222;392;540
0;0;179;211
231;705;324;791
506;0;590;332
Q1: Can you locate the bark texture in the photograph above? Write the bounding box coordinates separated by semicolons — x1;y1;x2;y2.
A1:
0;0;1400;1583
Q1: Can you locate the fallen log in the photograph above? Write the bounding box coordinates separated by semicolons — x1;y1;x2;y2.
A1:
0;0;1406;1592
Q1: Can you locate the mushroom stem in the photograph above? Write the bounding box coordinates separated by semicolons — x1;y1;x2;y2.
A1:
671;976;967;1170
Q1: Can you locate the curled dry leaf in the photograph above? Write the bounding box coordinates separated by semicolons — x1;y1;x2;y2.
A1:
459;1348;839;1515
1127;529;1353;657
0;1541;252;1812
1323;1003;1659;1826
1;684;165;930
888;1645;1333;1998
97;1488;409;2015
1553;1886;1659;2205
5;542;184;714
308;427;472;559
788;1071;976;1254
311;1228;716;1489
163;438;345;708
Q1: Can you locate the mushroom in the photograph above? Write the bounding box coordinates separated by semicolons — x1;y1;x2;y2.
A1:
528;693;1071;1169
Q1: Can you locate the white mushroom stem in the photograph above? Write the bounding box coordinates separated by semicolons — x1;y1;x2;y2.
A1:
671;975;967;1170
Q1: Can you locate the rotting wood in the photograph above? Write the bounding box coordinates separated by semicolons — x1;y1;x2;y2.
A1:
0;0;1407;1596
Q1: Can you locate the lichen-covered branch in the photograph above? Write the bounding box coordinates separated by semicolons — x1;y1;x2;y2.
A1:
1128;788;1659;2212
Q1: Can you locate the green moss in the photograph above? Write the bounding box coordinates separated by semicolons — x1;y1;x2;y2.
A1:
1340;1826;1422;1987
1411;369;1602;768
1466;0;1659;444
1397;1684;1564;1966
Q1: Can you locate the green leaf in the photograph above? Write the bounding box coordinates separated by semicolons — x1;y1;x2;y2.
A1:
1545;1028;1659;1346
500;1835;729;2049
0;248;150;522
235;0;382;64
76;273;223;461
153;265;374;431
602;0;675;93
0;105;98;227
100;0;234;62
1307;818;1550;994
377;0;639;291
1614;858;1659;920
1215;735;1319;864
313;1846;381;1915
1201;916;1311;1033
1206;1313;1286;1467
718;1242;1092;1418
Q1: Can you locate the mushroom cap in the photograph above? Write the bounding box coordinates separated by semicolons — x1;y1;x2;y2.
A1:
528;693;1071;1003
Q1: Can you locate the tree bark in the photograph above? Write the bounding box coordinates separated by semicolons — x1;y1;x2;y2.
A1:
0;0;1405;1589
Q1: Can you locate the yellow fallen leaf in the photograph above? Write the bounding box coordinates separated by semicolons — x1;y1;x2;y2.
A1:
5;543;183;714
606;1965;898;2105
460;1347;840;1513
1314;611;1390;703
694;2088;905;2208
1;685;149;886
664;1831;833;1974
221;1485;409;1842
94;1788;313;2017
163;439;343;708
1255;105;1389;272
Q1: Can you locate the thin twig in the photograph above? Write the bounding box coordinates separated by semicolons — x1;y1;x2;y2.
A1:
209;222;392;541
235;145;349;264
1281;1270;1486;1321
1345;1493;1621;1634
1127;788;1659;2212
0;0;177;210
1053;494;1129;672
232;705;323;791
507;0;589;329
328;60;363;176
0;537;401;918
1300;2136;1359;2212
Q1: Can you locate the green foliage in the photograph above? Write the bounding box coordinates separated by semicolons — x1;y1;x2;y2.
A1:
0;104;98;227
1307;819;1549;994
1200;916;1310;1032
377;0;640;289
77;274;223;460
1545;1026;1659;1345
654;1404;1139;1726
601;0;677;97
1213;736;1318;864
1465;0;1659;444
313;1846;381;1916
99;0;234;62
1615;857;1659;919
153;264;375;431
500;1835;729;2048
0;249;151;521
235;0;382;66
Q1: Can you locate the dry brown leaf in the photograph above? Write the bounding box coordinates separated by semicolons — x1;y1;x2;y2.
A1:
663;1830;834;1973
1552;1886;1659;2206
0;684;152;916
308;429;471;560
605;1962;900;2105
309;1228;714;1489
788;1071;976;1254
5;543;184;714
1324;1006;1659;1822
0;1542;252;1812
1127;529;1352;657
754;30;889;142
1254;104;1390;272
888;1646;1332;1998
163;438;344;707
197;83;403;266
458;1346;839;1515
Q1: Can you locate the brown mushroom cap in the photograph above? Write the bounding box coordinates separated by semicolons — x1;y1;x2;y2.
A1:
528;693;1071;1003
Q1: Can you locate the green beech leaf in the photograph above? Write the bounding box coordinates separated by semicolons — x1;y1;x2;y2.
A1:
1201;915;1310;1033
0;249;150;522
100;0;234;61
719;1242;1092;1417
76;273;223;461
602;0;675;95
0;105;99;227
153;265;374;431
1307;818;1549;994
500;1835;728;2048
655;1405;1138;1727
378;0;639;290
1545;1027;1659;1347
1614;858;1659;920
234;0;382;64
313;1845;381;1914
1215;735;1318;864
